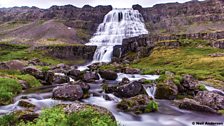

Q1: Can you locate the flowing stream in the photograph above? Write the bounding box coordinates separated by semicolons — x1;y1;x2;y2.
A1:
1;8;224;126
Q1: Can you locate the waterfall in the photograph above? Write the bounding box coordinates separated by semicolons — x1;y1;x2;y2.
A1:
86;8;148;63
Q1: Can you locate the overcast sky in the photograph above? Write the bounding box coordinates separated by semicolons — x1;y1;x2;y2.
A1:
0;0;201;8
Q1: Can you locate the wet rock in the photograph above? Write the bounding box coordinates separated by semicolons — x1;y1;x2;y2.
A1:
83;71;99;82
68;68;82;79
18;100;36;108
88;63;101;71
179;98;217;114
22;66;44;79
120;77;130;85
194;91;224;110
51;63;71;74
106;81;143;98
122;67;141;74
117;95;157;114
155;80;178;100
99;70;118;80
14;110;39;122
52;84;83;101
182;74;197;90
45;71;70;84
69;81;90;93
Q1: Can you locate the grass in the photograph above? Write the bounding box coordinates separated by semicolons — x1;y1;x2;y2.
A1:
130;45;224;89
0;78;22;105
17;106;117;126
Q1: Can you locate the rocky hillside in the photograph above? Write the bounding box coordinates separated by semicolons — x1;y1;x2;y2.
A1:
0;5;112;45
133;0;224;35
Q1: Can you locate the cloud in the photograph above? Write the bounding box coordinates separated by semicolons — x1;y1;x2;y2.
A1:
0;0;197;8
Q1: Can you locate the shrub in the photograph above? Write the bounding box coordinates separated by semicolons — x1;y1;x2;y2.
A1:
145;100;158;112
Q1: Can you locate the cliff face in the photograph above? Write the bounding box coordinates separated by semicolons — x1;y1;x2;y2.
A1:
0;5;112;45
133;0;224;35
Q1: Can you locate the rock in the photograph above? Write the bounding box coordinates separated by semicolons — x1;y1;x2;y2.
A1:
22;66;44;79
182;75;197;90
68;68;82;79
51;63;71;74
52;74;70;84
14;110;39;122
106;81;143;98
155;80;178;100
120;77;130;85
208;53;224;57
52;84;83;101
0;60;26;70
122;67;141;74
99;70;118;80
83;71;99;82
28;58;49;66
117;95;157;114
0;62;9;69
69;81;90;93
18;80;29;89
88;63;101;71
18;100;36;108
63;102;115;120
194;91;224;110
6;60;26;70
179;98;217;114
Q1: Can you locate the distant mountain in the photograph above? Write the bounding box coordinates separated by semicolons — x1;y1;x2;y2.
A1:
1;0;224;46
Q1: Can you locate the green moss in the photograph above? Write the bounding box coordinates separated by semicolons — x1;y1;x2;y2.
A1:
16;75;41;88
197;84;207;91
47;38;57;41
0;78;22;105
145;101;159;112
19;106;117;126
0;113;18;126
218;110;224;115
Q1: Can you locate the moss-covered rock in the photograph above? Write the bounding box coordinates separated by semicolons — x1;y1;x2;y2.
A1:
117;94;158;114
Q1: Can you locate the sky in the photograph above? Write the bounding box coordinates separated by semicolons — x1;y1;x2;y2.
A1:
0;0;201;8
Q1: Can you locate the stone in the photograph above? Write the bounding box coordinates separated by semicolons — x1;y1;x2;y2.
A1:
18;100;36;108
155;80;178;100
106;81;143;98
120;77;130;85
52;85;83;101
122;67;141;74
0;60;26;70
99;70;118;80
69;81;90;93
83;71;99;82
179;98;217;114
182;74;198;90
68;68;82;79
194;91;224;110
22;66;44;79
117;95;157;114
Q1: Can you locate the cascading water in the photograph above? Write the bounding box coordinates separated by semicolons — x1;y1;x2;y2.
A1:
86;8;148;63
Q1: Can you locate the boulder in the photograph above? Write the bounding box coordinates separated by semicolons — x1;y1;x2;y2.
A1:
52;85;83;101
194;91;224;110
68;68;82;79
120;77;130;85
99;70;118;80
106;81;143;98
182;74;197;90
83;71;99;82
155;80;178;100
0;60;26;70
45;71;70;84
18;100;36;108
22;66;44;79
69;81;90;93
64;102;115;120
122;67;141;74
117;95;158;114
179;98;217;114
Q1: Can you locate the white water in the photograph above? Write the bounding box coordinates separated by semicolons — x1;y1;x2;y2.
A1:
86;8;148;63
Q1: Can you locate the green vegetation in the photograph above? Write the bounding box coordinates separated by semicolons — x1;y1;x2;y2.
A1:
18;106;117;126
0;78;22;105
145;101;159;112
76;29;91;42
0;113;18;126
16;75;41;88
218;110;224;115
196;84;207;91
131;46;224;88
